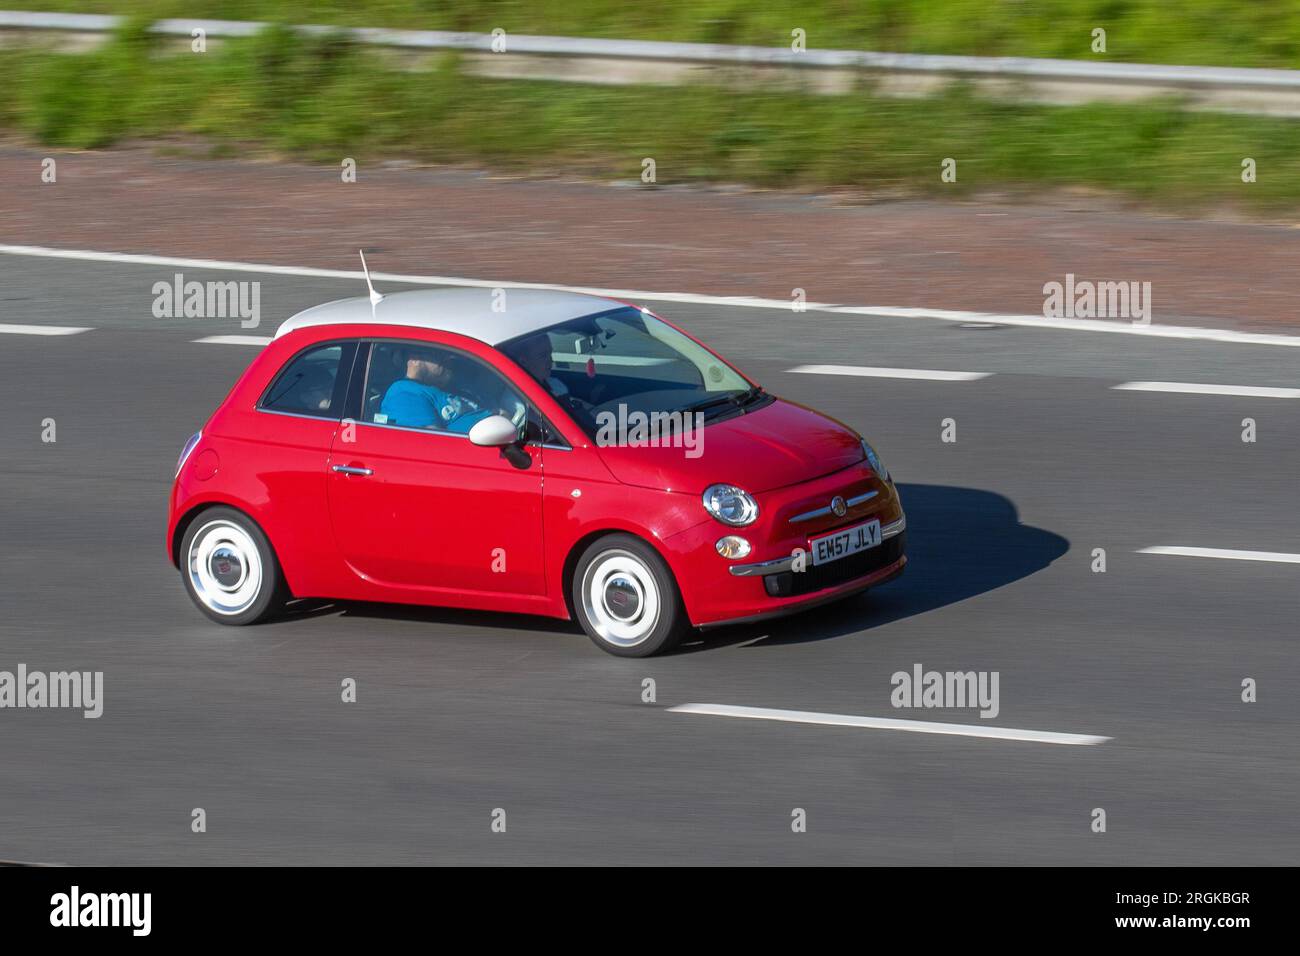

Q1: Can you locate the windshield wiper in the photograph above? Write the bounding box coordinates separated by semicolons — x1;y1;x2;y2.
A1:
679;386;765;420
679;394;741;417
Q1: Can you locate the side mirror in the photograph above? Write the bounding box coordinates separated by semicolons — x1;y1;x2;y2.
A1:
469;414;531;469
468;415;519;448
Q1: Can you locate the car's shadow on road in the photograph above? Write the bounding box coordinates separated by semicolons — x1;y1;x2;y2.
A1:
680;483;1069;653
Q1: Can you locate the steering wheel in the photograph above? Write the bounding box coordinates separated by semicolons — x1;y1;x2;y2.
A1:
561;391;595;414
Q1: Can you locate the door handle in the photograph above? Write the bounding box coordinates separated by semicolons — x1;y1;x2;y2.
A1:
332;465;373;476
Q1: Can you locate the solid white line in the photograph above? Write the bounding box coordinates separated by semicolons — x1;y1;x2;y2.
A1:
1138;546;1300;565
1114;381;1300;398
827;306;1300;348
668;703;1110;745
789;364;990;381
3;243;1300;348
0;323;90;336
194;334;273;345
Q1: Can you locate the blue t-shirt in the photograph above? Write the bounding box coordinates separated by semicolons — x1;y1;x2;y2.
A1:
380;379;492;433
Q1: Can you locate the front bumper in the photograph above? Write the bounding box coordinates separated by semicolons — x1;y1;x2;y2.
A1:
728;515;906;576
697;554;906;630
661;461;907;627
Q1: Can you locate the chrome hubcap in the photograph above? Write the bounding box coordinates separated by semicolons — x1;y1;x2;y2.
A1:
188;519;263;615
581;550;660;647
209;547;246;590
603;575;642;621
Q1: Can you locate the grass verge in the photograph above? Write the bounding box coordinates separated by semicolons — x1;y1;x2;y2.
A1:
2;22;1298;213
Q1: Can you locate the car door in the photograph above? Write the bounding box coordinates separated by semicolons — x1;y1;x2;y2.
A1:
325;339;546;598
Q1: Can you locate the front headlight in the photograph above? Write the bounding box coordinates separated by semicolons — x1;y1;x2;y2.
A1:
861;438;890;482
702;483;759;527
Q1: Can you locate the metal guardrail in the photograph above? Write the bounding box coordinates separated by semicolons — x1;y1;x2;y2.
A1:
4;10;1300;113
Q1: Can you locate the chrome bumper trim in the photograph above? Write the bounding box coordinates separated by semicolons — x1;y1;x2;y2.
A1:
727;512;906;576
789;489;878;524
728;553;799;577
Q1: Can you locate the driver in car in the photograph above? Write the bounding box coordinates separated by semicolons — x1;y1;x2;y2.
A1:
381;346;494;433
512;332;570;398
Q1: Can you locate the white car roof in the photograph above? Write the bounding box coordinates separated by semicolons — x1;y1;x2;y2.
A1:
274;287;630;345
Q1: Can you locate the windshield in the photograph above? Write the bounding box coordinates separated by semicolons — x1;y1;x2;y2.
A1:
499;307;759;440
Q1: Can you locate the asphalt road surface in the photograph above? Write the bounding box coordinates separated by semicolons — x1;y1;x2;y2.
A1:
1;252;1297;865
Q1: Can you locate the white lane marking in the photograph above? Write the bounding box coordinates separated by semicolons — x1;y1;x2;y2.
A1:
3;243;1300;348
789;364;990;381
1138;546;1300;565
668;703;1110;745
1114;381;1300;398
195;335;273;345
0;323;90;336
830;307;1300;348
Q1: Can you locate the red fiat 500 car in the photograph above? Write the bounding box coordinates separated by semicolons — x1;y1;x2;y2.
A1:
168;288;905;656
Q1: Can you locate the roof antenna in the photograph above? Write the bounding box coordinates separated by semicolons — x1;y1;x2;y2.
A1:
359;249;384;314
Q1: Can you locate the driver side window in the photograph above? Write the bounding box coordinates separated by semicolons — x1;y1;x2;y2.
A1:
362;340;531;438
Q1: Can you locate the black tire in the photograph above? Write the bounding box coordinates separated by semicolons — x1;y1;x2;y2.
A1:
179;506;290;626
571;533;687;657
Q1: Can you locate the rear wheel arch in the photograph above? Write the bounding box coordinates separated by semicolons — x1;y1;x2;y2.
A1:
178;504;292;624
172;502;289;592
172;502;214;567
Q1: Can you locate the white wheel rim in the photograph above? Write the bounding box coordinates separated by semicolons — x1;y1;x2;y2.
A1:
188;519;264;616
580;549;661;647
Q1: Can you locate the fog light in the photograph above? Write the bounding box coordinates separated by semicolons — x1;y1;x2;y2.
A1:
715;536;752;559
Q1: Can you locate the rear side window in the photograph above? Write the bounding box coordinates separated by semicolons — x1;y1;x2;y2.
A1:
260;343;353;419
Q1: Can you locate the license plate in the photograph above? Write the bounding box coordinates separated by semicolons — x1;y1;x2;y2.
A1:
809;519;882;566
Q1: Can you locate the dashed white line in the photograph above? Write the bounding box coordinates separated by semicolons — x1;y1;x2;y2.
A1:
194;334;273;346
0;323;90;336
789;364;990;381
668;703;1110;745
4;243;1300;348
1114;381;1300;398
1138;546;1300;565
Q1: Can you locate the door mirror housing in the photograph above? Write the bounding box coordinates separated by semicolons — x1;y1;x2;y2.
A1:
468;415;519;448
470;414;532;469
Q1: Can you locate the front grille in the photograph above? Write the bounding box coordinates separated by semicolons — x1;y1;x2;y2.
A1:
763;531;906;598
783;482;883;535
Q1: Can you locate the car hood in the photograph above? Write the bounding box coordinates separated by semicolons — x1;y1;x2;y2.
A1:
593;397;865;494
